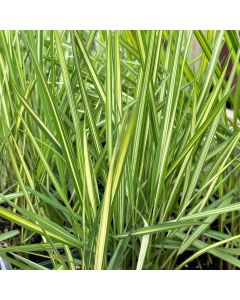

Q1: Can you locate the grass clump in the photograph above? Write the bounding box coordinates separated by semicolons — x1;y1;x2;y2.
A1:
0;30;240;270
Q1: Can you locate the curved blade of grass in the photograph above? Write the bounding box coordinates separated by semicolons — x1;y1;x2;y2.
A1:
116;220;204;239
0;206;81;248
176;232;240;270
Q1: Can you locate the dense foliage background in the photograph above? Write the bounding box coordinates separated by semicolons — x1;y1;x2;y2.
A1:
0;30;240;269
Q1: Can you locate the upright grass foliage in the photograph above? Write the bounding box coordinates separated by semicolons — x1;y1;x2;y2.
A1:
0;30;240;270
